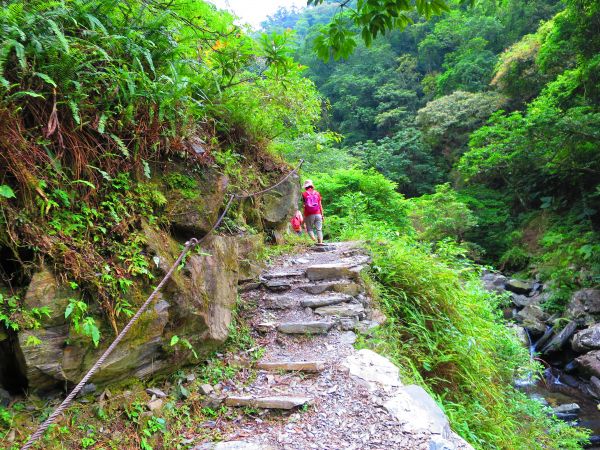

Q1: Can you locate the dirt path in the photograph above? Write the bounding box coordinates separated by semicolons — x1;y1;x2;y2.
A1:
195;242;473;450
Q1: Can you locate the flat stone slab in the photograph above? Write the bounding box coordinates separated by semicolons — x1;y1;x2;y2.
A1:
384;385;451;438
264;280;291;292
225;395;311;409
300;294;353;308
278;321;333;334
298;281;363;296
314;303;365;318
263;270;304;280
256;361;325;372
305;263;357;281
342;349;402;391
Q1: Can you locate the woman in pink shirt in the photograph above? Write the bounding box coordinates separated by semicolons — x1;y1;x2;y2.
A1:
301;179;324;244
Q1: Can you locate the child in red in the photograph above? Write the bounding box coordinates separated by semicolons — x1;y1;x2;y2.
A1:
302;180;324;244
290;210;304;235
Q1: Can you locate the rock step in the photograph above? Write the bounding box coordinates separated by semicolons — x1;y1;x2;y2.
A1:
297;280;363;296
310;244;336;252
225;395;312;410
255;361;325;372
314;303;365;318
262;270;304;280
277;321;333;334
305;263;361;281
300;294;353;308
264;279;292;293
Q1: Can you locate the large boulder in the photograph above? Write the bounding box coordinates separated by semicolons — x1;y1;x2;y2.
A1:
505;279;534;295
575;350;600;378
516;305;549;335
540;321;578;355
261;172;300;234
11;228;244;393
566;289;600;323
572;324;600;353
22;268;72;327
164;168;229;239
481;272;507;292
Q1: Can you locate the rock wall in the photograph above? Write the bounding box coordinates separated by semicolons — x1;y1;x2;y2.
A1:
0;165;299;395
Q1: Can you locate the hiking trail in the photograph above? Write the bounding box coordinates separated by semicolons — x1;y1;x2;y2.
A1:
196;242;473;450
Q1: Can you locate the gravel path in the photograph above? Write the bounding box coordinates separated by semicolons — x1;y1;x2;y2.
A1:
195;242;473;450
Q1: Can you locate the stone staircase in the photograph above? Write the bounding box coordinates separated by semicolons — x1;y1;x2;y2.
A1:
195;242;473;450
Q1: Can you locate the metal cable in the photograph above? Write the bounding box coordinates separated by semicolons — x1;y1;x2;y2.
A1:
21;159;303;449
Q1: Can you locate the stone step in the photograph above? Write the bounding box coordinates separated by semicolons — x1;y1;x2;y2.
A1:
277;321;333;334
255;361;325;372
225;395;312;410
305;263;360;281
264;279;292;293
263;295;297;310
300;294;353;308
310;244;336;252
262;270;304;280
314;303;365;318
298;281;363;296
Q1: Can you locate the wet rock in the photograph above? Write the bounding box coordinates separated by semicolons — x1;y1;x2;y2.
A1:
540;321;578;354
575;350;600;378
511;294;536;308
516;305;549;334
553;403;580;414
554;412;578;421
305;263;357;281
277;321;333;334
572;323;600;352
508;324;530;347
566;289;600;322
481;272;507;292
591;376;600;397
505;279;534;295
311;244;336;253
342;349;402;391
239;282;262;293
314;303;365;318
384;385;451;438
76;383;97;398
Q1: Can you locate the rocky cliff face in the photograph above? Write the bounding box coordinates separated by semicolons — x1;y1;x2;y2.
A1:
0;165;299;395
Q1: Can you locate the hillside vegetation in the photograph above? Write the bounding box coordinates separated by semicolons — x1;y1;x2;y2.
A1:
0;0;598;449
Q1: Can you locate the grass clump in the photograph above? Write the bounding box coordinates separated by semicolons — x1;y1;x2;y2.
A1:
352;231;589;449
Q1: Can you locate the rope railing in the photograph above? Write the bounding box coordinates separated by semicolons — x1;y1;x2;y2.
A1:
21;159;303;450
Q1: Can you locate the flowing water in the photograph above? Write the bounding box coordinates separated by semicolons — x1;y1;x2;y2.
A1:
516;328;600;448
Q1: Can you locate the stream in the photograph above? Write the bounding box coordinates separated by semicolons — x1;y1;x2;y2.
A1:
517;327;600;448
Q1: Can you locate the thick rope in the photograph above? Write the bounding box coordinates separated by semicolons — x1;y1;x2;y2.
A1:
21;160;303;449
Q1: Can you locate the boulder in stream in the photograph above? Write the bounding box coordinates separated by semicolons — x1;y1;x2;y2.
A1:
566;289;600;323
572;323;600;353
506;279;534;295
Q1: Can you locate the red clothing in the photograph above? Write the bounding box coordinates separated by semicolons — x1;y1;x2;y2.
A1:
291;213;303;231
302;188;322;216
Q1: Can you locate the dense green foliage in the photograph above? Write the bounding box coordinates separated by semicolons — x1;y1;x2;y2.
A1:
269;0;599;448
0;0;321;337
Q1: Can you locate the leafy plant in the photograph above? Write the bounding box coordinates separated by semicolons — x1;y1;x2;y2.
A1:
65;298;101;347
